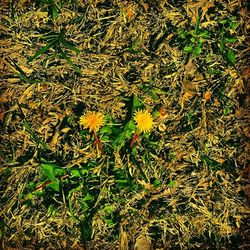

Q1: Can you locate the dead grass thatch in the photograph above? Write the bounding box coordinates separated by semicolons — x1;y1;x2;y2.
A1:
0;0;249;249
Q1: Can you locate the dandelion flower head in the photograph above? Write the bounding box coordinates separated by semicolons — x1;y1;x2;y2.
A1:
134;109;154;133
80;111;105;132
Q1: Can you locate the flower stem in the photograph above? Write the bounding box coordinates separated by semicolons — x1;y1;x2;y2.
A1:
93;130;103;152
130;131;139;148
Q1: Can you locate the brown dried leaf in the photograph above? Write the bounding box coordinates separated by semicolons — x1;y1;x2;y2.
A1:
158;123;166;132
159;105;168;119
204;90;212;101
137;179;152;190
51;132;59;146
81;68;98;75
213;97;220;107
134;235;151;250
181;91;194;103
19;85;35;103
183;79;198;93
0;104;5;121
119;230;129;250
141;2;149;12
7;78;20;83
127;8;135;21
179;91;195;111
61;127;71;133
19;65;33;75
201;1;216;20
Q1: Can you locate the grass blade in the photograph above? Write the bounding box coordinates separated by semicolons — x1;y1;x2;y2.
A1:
58;47;82;75
61;39;80;53
29;39;58;61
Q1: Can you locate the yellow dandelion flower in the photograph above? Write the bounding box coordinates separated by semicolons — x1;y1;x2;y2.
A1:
134;109;154;133
80;111;105;132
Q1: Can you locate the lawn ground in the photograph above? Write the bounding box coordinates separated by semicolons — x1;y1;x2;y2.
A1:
0;0;249;249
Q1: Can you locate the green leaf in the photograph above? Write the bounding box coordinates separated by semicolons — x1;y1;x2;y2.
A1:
31;134;47;149
47;204;56;216
113;134;126;149
147;89;159;100
82;193;94;202
27;181;36;191
34;190;44;197
58;47;82;75
41;163;57;180
48;0;60;20
104;205;113;214
200;30;210;39
195;13;201;35
224;106;231;115
127;47;141;54
229;21;238;30
124;120;135;138
190;37;195;43
48;179;60;192
51;4;59;20
40;158;55;164
184;45;193;53
219;40;224;53
178;28;186;39
24;193;33;200
23;120;31;133
193;46;202;56
116;179;130;187
127;120;136;130
224;37;237;43
220;19;227;25
70;169;81;177
113;120;135;148
131;145;137;155
133;95;143;110
67;15;84;25
153;110;160;118
29;40;58;61
100;126;112;134
80;201;89;212
41;163;65;179
168;180;176;188
41;32;59;41
54;168;65;176
202;155;221;170
101;135;109;142
112;126;122;136
103;218;115;227
142;153;151;166
153;179;161;188
67;116;74;124
226;49;236;65
8;60;30;82
80;220;92;246
61;39;80;53
125;129;133;138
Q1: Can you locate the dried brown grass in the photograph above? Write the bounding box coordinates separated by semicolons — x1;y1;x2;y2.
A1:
0;0;249;249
